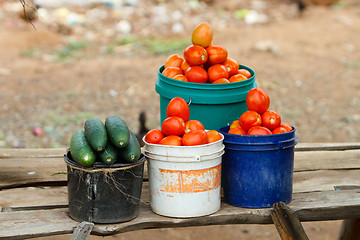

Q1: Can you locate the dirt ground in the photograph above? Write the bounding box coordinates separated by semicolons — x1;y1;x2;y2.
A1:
0;0;359;239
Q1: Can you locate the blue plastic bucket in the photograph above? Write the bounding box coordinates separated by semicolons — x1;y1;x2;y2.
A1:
155;65;256;131
219;126;297;208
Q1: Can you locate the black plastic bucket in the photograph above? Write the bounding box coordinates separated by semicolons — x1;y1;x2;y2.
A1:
64;151;146;224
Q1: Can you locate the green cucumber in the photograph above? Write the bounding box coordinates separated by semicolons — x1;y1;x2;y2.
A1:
105;115;130;148
118;131;141;163
70;130;96;167
84;118;108;151
98;142;118;165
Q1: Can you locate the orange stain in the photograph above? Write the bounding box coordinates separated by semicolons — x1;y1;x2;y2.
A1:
159;164;221;193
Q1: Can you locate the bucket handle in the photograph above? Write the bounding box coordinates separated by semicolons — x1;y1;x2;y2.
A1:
278;135;298;149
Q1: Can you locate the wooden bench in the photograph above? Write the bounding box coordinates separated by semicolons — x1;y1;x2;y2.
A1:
0;143;360;239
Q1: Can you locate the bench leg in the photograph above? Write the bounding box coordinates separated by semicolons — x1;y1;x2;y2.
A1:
271;201;309;240
338;219;360;240
70;221;94;240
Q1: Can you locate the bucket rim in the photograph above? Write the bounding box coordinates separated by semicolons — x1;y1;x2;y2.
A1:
219;126;296;139
142;132;224;149
144;146;225;163
158;64;255;89
64;151;147;170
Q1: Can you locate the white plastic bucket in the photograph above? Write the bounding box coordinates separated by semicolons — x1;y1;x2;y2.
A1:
143;134;224;218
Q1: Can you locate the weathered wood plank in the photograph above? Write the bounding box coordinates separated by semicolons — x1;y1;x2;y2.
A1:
1;148;359;190
1;168;359;212
294;150;360;171
0;143;359;159
70;221;94;240
0;157;67;189
271;202;309;240
295;142;360;151
293;169;360;193
0;148;66;158
0;190;359;239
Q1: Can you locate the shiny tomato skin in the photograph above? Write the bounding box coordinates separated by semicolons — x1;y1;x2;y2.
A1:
247;126;272;135
183;45;208;66
144;129;164;144
164;54;184;69
185;66;208;83
246;88;270;114
182;130;208;146
239;110;262;131
280;122;293;132
184;120;205;133
272;127;288;134
230;120;240;129
173;74;188;82
229;73;247;83
206;130;222;143
159;135;182;146
166;97;190;122
207;64;229;83
161;116;185;136
261;110;281;130
206;45;228;65
212;78;230;84
191;22;213;48
162;67;183;79
238;69;252;79
223;57;239;77
228;127;247;135
181;60;190;72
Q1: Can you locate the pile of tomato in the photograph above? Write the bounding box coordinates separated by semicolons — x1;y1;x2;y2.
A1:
145;97;223;146
161;22;252;84
228;88;293;135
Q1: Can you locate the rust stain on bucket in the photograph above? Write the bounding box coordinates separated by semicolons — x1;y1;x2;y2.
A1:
159;164;221;193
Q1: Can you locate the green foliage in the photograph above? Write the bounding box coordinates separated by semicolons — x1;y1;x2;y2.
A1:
52;41;88;62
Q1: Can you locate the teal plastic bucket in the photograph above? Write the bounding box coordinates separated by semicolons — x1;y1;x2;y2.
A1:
219;126;298;208
156;65;256;131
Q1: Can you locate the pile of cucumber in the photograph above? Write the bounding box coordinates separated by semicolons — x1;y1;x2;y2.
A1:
69;115;141;167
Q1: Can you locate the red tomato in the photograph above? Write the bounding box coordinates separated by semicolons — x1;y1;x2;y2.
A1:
207;64;229;83
185;66;208;83
261;110;281;130
238;69;252;79
164;54;184;69
280;122;293;132
185;120;205;133
229;73;247;83
247;126;272;135
230;120;240;129
181;60;190;73
161;116;185;136
212;78;230;84
272;127;288;134
173;74;188;82
206;130;222;143
182;130;208;146
246;88;270;114
166;97;190;122
159;135;182;146
191;22;213;48
144;129;164;144
228;127;247;135
239;110;262;131
183;45;208;66
206;45;228;65
162;67;183;79
223;57;239;77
